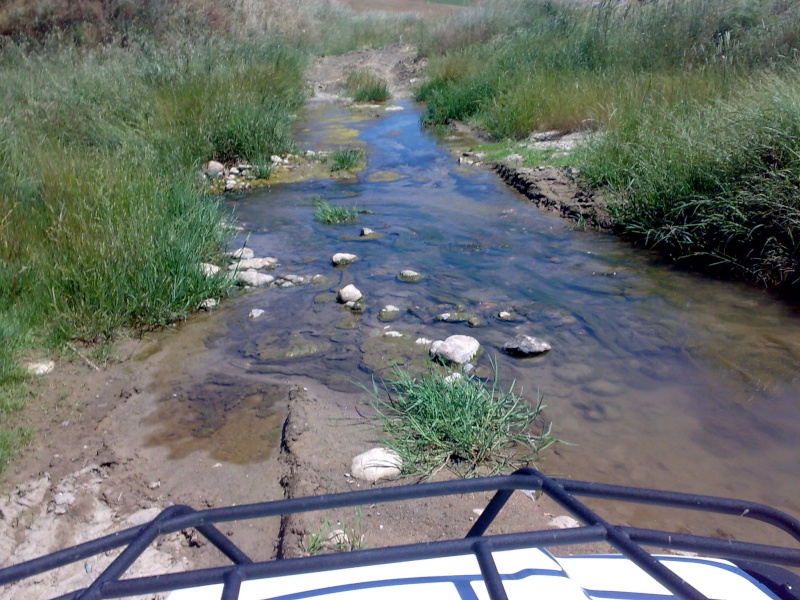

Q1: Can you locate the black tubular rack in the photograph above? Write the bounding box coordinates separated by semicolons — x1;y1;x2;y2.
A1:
1;467;799;600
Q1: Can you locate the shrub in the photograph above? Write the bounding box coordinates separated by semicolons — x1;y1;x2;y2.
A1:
330;147;365;172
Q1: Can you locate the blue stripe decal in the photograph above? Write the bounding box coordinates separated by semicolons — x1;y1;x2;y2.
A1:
255;568;576;600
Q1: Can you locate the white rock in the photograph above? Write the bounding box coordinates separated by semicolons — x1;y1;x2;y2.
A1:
225;180;236;191
270;155;282;164
229;257;278;271
199;298;217;310
230;167;240;175
350;448;402;482
26;361;55;375
249;309;265;319
430;335;481;365
331;252;358;266
549;515;581;529
360;228;375;236
498;311;512;319
444;372;462;383
228;248;255;260
236;270;274;287
201;263;220;277
326;529;350;547
382;305;400;313
503;334;552;356
337;284;363;303
384;331;402;338
205;160;224;178
415;338;433;345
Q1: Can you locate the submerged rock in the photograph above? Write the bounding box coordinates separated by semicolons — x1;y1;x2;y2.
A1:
351;448;402;482
379;305;402;322
338;284;363;303
503;335;551;357
360;227;375;237
248;309;265;319
331;253;358;266
398;269;424;283
436;312;483;327
430;335;481;365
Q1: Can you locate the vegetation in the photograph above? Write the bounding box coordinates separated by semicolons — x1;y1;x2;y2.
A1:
345;69;391;102
417;0;800;292
369;366;557;478
0;0;426;472
330;147;366;172
313;199;365;224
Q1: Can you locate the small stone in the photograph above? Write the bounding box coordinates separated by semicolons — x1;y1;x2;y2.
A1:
430;335;481;365
503;335;551;357
201;263;220;277
225;180;236;191
384;330;402;338
444;372;462;383
26;361;55;375
331;253;358;266
360;227;375;237
236;270;274;287
230;167;240;175
326;529;350;547
228;248;255;260
549;515;581;529
498;311;513;320
249;309;265;319
199;298;217;310
270;155;282;164
415;338;433;345
205;161;224;178
351;448;402;482
385;105;404;112
398;269;424;283
337;284;363;303
379;305;402;322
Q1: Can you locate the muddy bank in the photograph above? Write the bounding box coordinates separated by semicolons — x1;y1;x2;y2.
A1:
493;163;613;231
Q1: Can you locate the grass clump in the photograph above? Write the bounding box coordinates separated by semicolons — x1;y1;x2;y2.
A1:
329;147;365;172
313;199;363;224
345;69;391;103
369;366;557;478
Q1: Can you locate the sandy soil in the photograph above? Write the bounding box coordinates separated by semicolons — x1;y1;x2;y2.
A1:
0;44;606;599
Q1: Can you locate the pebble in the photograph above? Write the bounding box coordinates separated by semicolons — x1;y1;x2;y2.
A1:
26;361;55;375
338;284;363;303
249;309;265;319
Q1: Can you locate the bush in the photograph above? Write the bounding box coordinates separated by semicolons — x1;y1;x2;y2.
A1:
369;366;557;478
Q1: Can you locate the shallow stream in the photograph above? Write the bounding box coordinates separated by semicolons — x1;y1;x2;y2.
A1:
155;102;799;545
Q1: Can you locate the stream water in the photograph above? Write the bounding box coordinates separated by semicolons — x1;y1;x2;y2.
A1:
157;102;799;545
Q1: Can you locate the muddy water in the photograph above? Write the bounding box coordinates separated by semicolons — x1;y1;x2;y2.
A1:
162;102;799;544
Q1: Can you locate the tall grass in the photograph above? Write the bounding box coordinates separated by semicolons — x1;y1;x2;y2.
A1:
418;0;800;291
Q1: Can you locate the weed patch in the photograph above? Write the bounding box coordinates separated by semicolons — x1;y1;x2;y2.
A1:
313;199;367;225
330;147;365;172
345;69;391;103
369;366;557;478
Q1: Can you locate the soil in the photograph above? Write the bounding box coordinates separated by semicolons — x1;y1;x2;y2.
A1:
0;42;610;599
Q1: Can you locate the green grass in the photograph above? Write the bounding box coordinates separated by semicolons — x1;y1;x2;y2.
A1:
369;365;557;478
313;199;363;224
418;0;800;292
345;70;391;103
330;147;365;172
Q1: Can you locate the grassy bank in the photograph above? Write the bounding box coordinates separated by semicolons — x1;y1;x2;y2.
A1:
0;0;428;472
418;0;800;291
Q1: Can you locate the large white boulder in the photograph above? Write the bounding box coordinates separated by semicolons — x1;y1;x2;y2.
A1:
430;335;481;365
337;284;363;303
350;448;402;482
331;253;358;266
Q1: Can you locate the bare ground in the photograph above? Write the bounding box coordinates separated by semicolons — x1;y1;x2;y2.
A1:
0;43;607;599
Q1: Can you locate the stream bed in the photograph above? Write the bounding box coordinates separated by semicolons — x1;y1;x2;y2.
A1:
157;101;799;545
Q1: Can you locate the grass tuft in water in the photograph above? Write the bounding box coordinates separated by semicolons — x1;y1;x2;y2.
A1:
313;199;363;224
345;70;391;103
330;148;365;172
368;365;558;478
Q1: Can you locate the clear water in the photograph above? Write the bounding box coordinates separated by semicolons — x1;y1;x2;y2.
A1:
166;102;800;544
